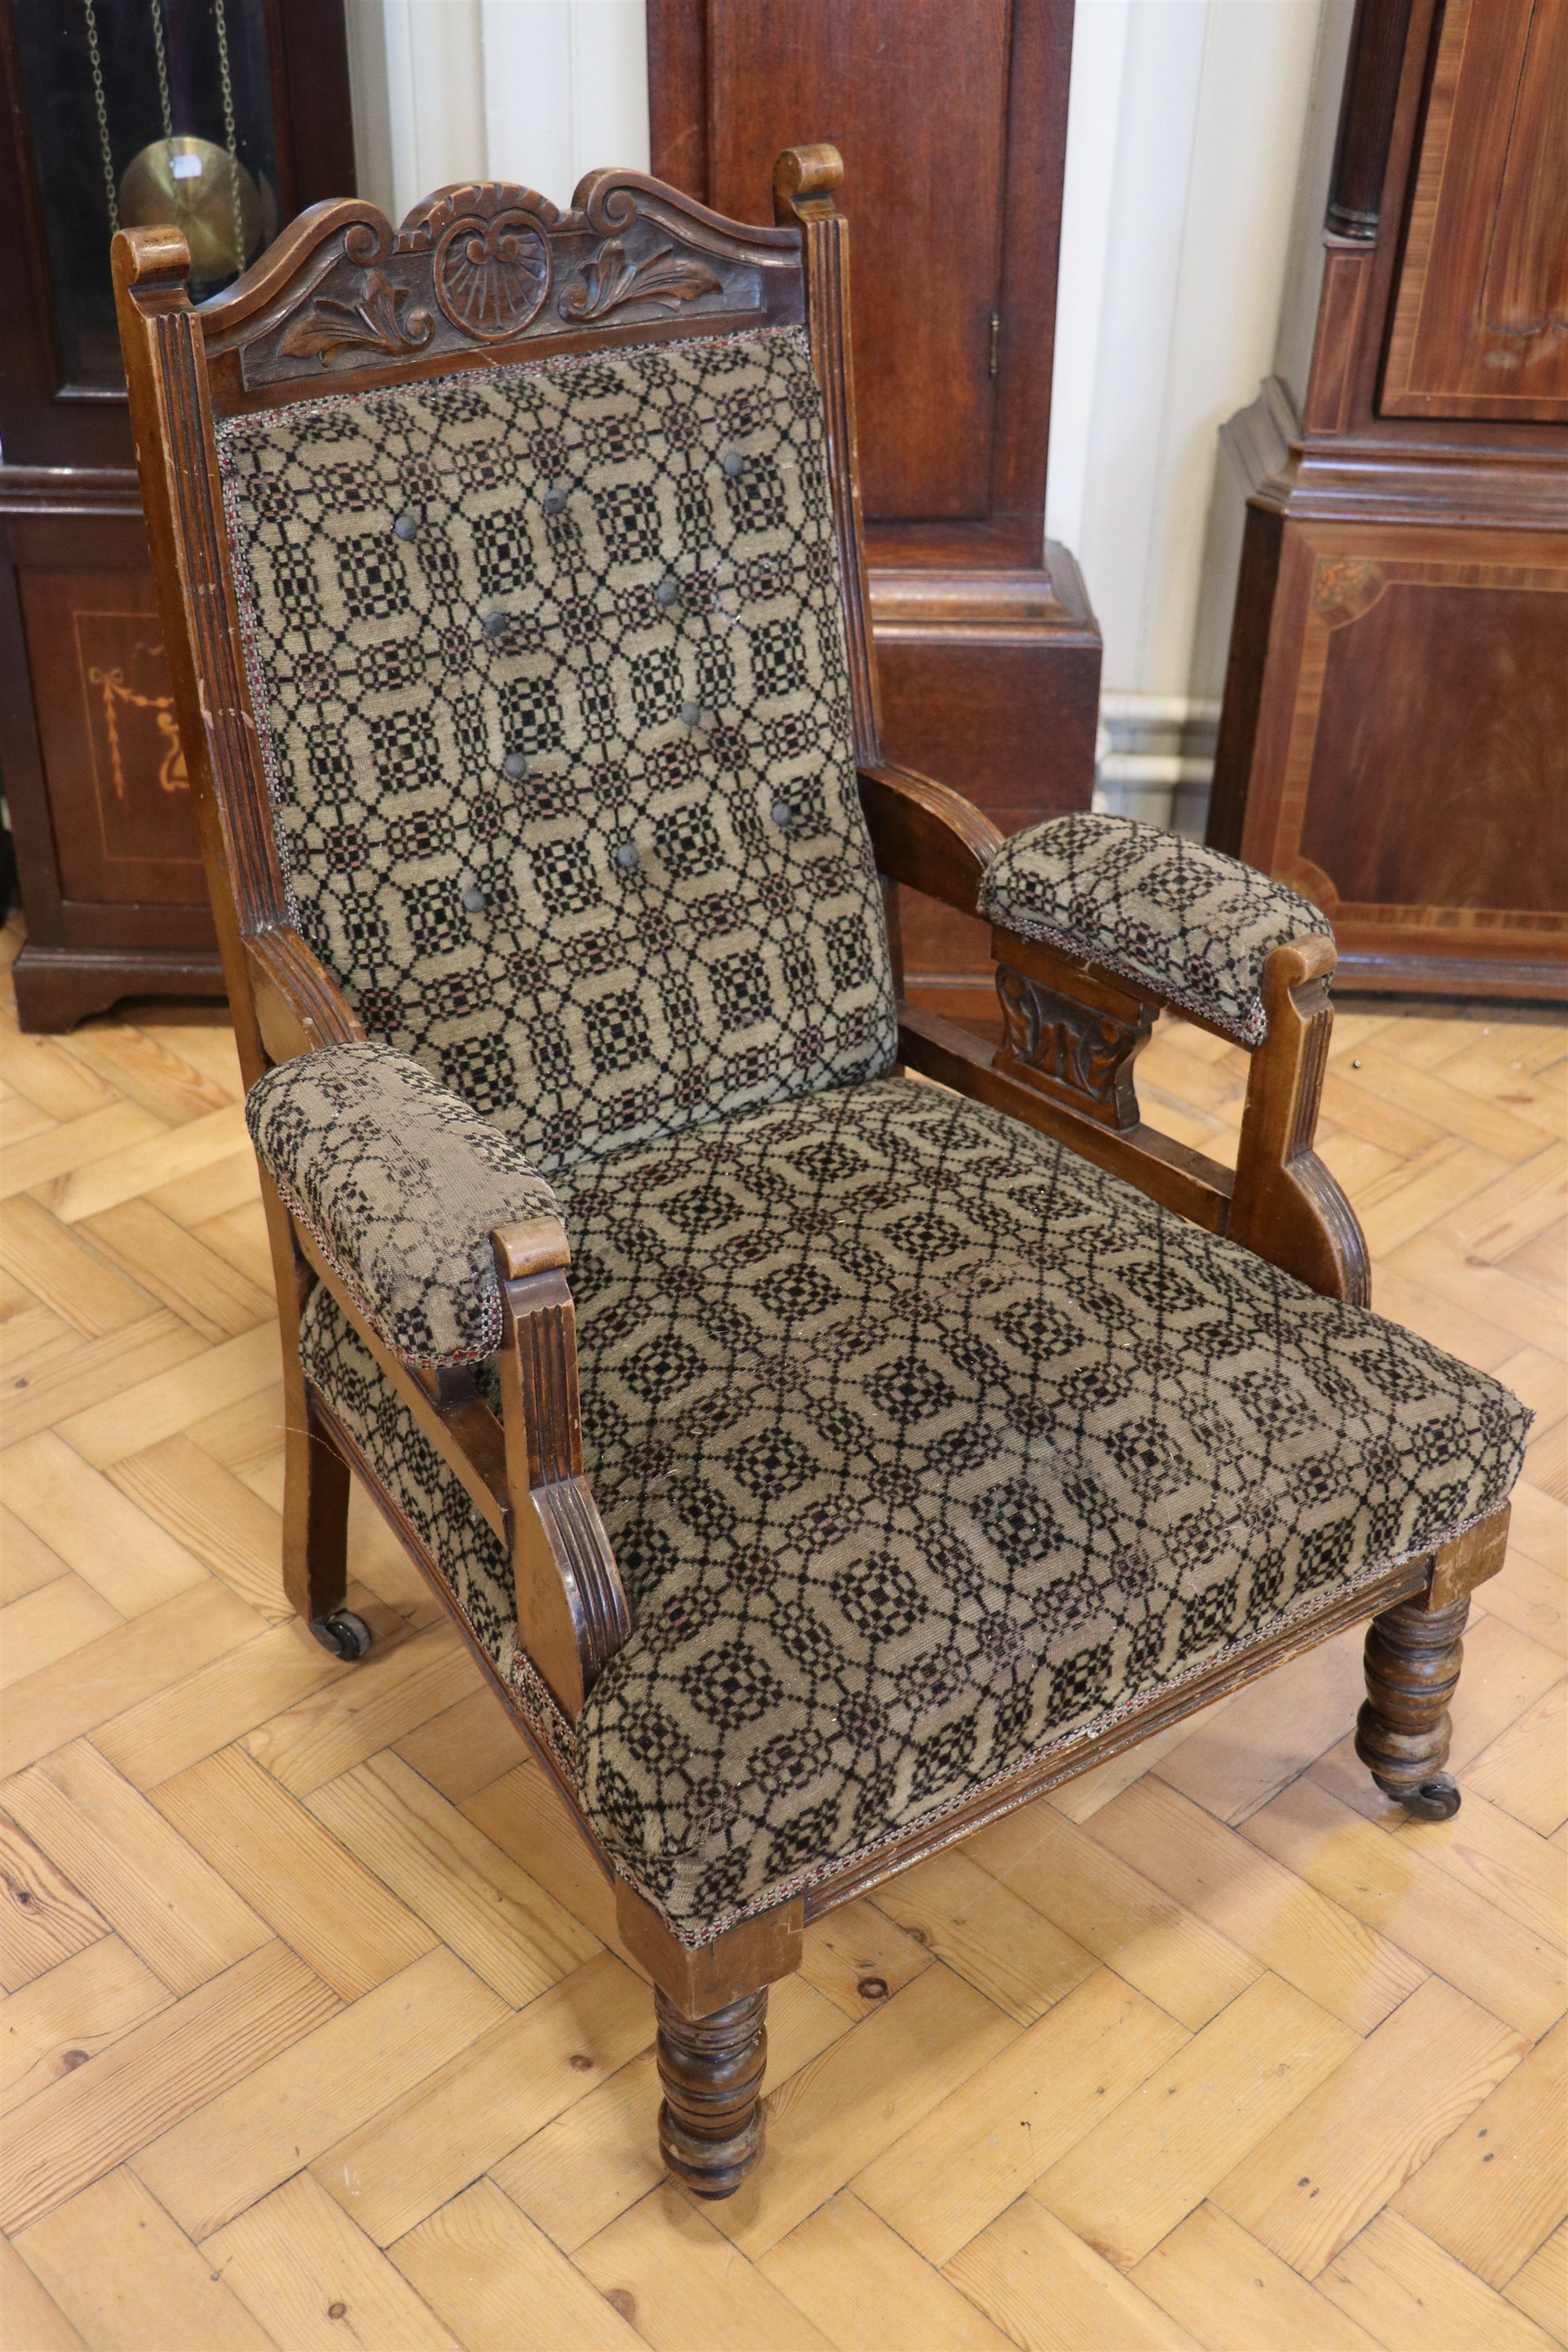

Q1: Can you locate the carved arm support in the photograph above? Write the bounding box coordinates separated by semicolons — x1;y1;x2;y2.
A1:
492;1221;632;1719
858;762;1002;916
245;1041;632;1713
865;786;1367;1303
1230;936;1369;1304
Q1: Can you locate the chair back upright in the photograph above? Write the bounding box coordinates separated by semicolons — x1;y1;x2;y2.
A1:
113;154;892;1171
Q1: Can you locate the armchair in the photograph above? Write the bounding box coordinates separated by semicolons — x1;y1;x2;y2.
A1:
115;147;1527;2202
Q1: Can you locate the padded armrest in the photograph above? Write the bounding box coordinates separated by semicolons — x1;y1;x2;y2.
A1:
978;812;1328;1047
247;1043;561;1368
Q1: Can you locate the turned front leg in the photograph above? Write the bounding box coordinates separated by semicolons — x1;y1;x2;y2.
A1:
1356;1593;1468;1820
655;1986;768;2198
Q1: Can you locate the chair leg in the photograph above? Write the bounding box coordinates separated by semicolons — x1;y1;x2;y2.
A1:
1356;1592;1468;1820
281;1385;366;1659
655;1984;768;2199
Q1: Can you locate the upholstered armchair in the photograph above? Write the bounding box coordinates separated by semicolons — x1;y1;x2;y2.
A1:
114;150;1527;2201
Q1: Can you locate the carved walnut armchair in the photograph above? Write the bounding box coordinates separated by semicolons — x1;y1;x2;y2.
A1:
114;150;1527;2199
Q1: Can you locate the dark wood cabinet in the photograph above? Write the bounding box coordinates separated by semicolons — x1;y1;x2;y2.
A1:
649;0;1100;1007
0;0;355;1029
1210;0;1568;999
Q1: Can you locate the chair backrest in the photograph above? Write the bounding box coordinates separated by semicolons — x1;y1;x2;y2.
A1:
114;156;895;1169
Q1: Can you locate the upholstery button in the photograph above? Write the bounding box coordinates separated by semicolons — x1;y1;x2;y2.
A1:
721;452;746;477
655;579;681;608
461;884;487;913
393;513;419;541
503;750;528;781
483;611;509;639
771;798;794;828
614;840;639;873
543;486;567;515
681;702;705;728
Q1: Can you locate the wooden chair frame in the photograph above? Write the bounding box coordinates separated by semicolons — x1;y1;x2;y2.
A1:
114;147;1508;2199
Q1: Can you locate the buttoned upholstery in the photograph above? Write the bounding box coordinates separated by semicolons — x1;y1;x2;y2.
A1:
979;812;1327;1045
218;325;895;1171
298;1076;1529;1944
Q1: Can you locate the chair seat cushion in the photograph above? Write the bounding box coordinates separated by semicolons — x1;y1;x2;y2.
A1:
299;1076;1526;1944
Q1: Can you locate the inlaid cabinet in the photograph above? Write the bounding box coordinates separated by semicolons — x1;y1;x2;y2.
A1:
1209;0;1568;998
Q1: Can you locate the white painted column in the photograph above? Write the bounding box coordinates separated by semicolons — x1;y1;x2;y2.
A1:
345;0;649;224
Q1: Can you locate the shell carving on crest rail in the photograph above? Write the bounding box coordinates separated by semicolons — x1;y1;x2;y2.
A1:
401;185;555;343
231;178;782;391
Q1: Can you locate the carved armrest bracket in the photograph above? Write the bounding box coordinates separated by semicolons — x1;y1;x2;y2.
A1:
989;928;1154;1134
244;926;365;1065
492;1219;632;1720
1230;936;1369;1305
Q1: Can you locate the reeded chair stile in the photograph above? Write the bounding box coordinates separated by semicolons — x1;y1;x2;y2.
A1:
114;150;1526;2195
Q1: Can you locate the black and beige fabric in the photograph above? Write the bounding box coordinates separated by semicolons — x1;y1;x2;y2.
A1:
249;1041;559;1366
230;303;1526;1951
218;326;895;1171
979;811;1326;1047
297;1076;1529;1944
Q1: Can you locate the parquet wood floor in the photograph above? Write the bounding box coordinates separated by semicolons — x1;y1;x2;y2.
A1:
1;913;1563;2352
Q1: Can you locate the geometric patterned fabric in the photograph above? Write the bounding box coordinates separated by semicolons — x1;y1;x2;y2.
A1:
298;1074;1529;1944
216;326;895;1171
979;811;1327;1046
247;1041;560;1367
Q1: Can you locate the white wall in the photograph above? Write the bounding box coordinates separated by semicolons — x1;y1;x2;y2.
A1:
1048;0;1327;703
344;0;648;223
346;0;1331;786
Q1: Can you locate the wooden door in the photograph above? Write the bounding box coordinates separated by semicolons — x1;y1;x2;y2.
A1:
676;0;1048;558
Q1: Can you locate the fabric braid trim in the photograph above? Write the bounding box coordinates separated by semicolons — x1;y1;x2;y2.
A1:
983;906;1286;1050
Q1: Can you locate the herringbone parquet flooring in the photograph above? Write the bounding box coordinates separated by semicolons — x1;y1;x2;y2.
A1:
1;914;1563;2352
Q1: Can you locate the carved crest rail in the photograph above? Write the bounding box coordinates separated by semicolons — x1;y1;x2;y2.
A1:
203;180;797;400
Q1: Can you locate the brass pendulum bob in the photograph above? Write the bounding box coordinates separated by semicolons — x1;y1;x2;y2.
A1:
118;135;276;280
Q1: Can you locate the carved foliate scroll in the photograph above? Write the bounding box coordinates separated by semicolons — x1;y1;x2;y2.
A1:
993;964;1152;1131
236;179;774;391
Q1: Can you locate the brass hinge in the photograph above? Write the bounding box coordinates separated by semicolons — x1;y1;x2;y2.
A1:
988;311;1000;378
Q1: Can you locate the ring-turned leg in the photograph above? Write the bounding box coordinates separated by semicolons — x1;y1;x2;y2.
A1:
1356;1593;1468;1820
655;1985;768;2198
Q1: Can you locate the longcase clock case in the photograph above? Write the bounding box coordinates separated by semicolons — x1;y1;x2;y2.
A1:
0;0;356;1030
1208;0;1568;999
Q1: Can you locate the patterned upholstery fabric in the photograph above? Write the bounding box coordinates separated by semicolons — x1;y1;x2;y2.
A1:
979;812;1327;1047
299;1076;1528;1944
249;1042;559;1367
216;326;895;1171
